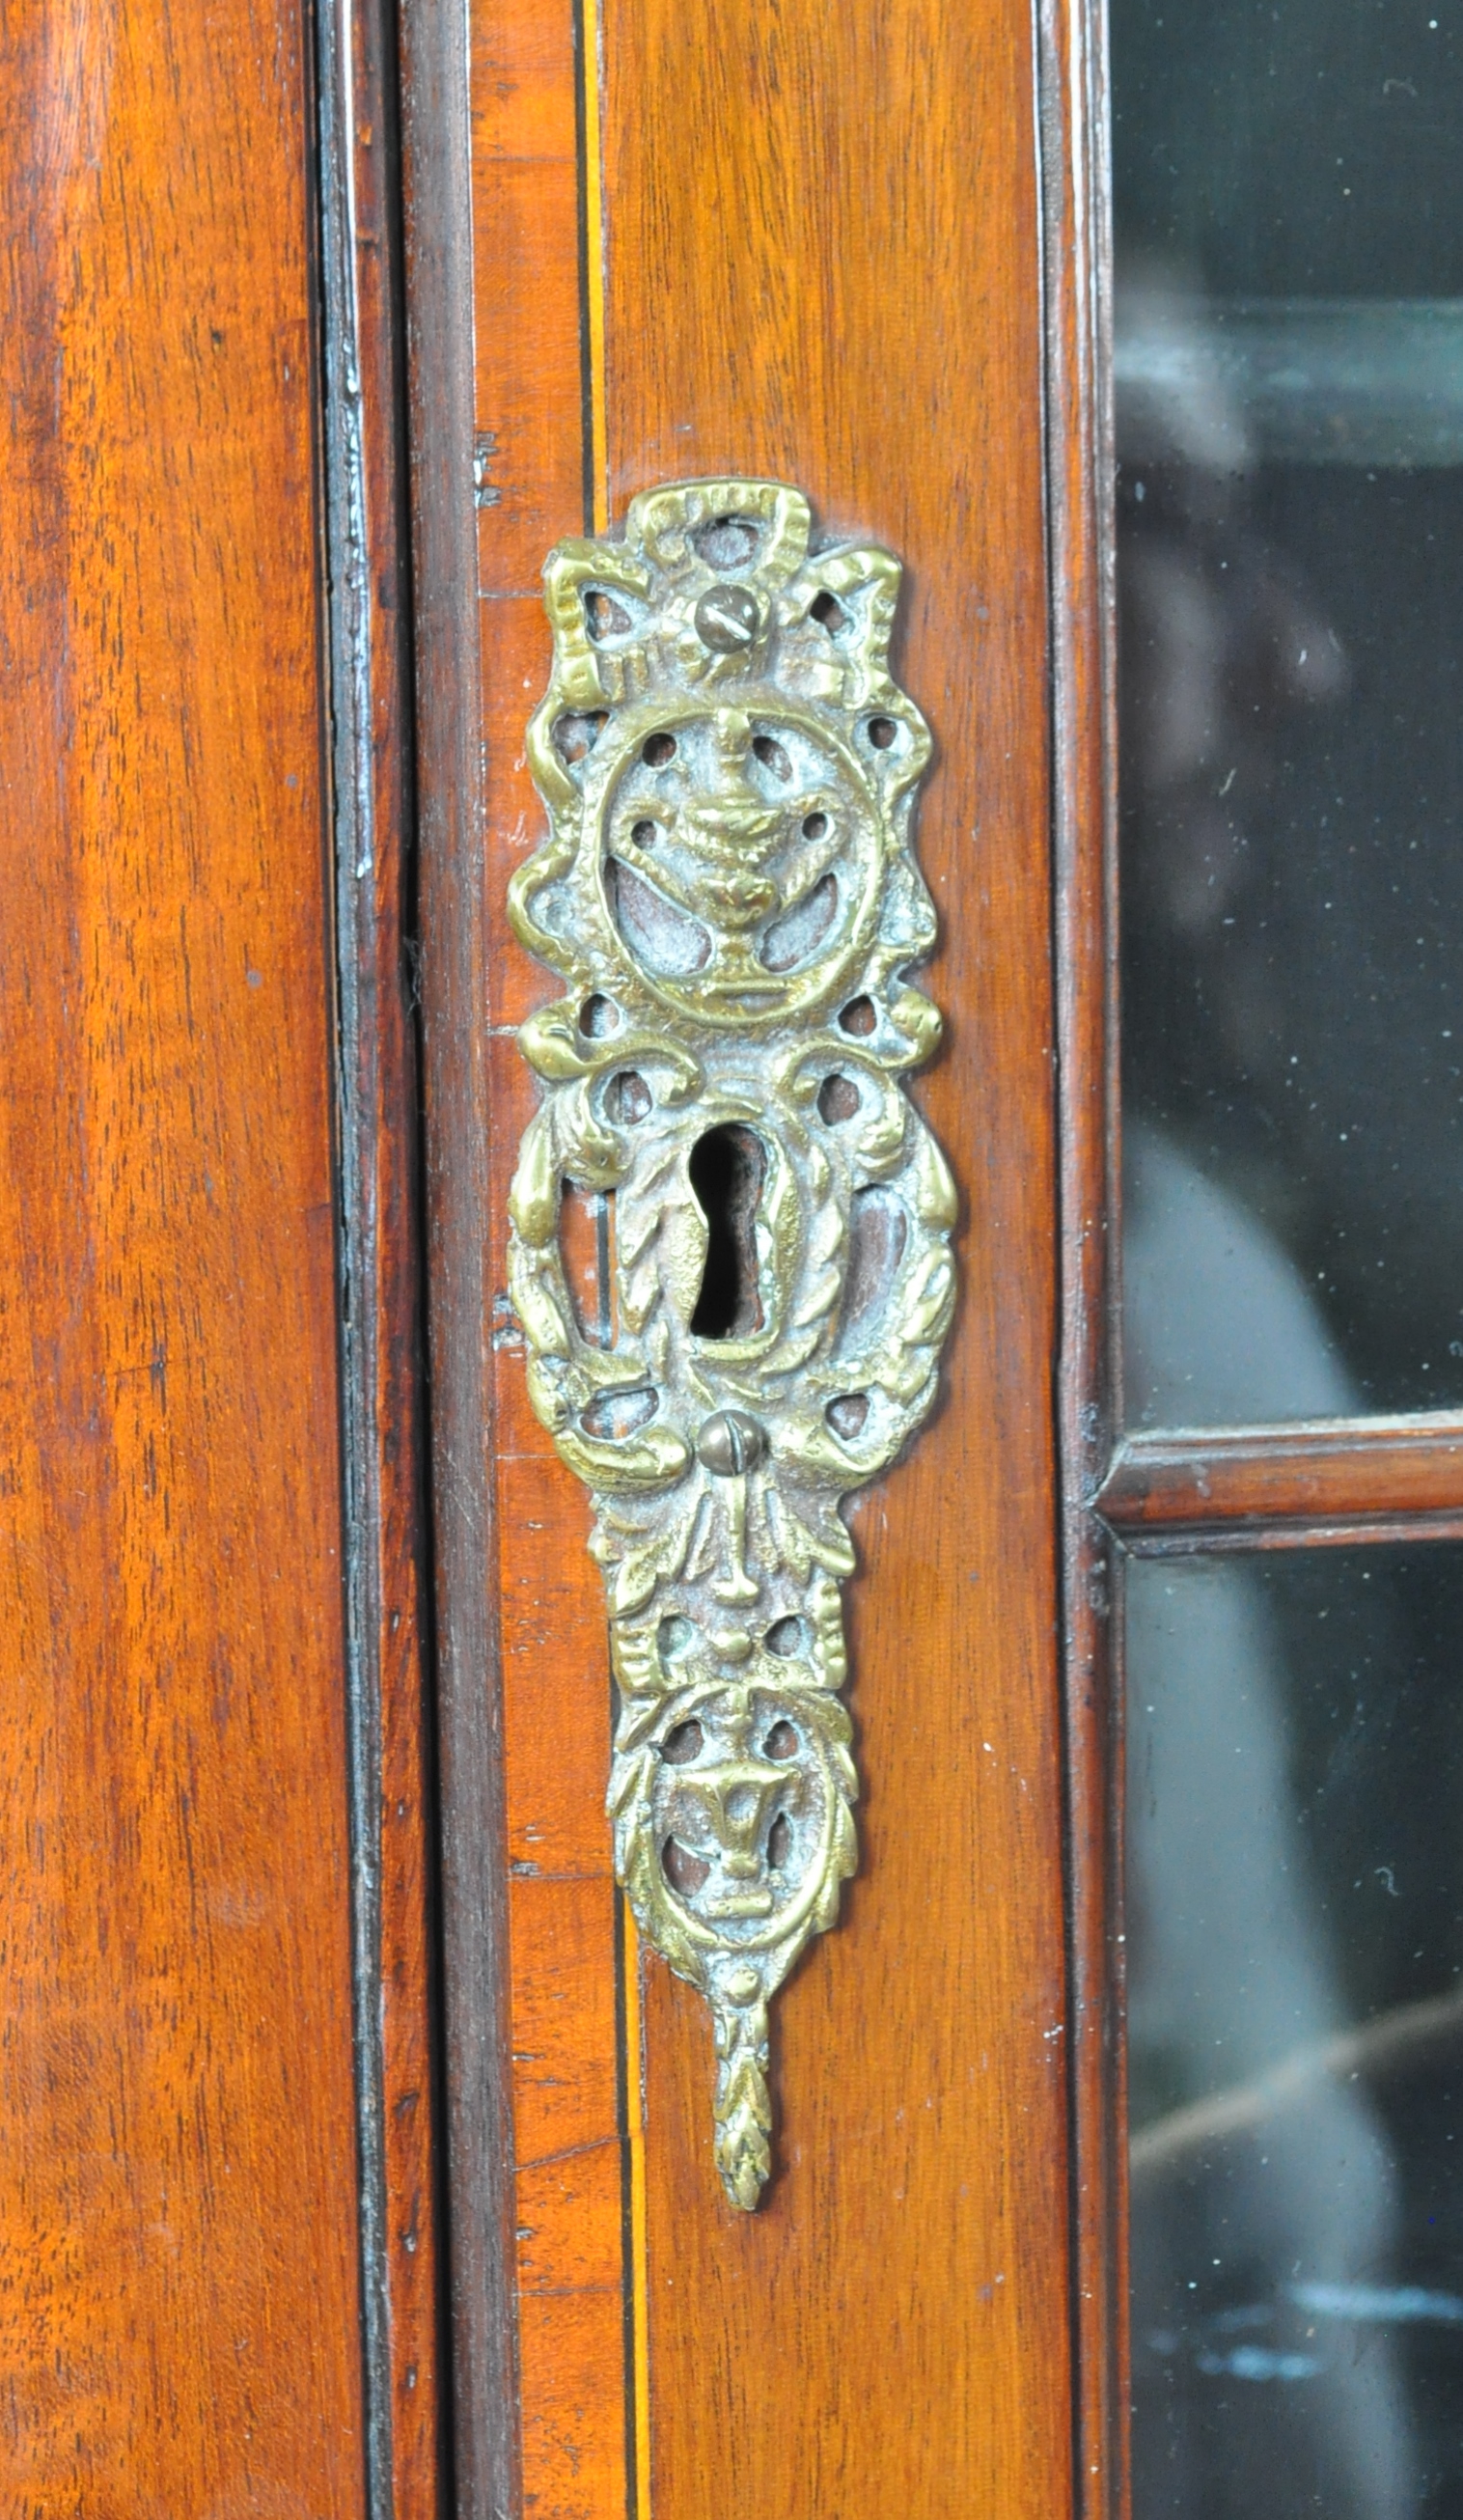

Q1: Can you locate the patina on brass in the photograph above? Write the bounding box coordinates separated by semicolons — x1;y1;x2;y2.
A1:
507;478;956;2210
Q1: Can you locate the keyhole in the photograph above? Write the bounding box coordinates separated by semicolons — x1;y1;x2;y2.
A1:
689;1125;765;1339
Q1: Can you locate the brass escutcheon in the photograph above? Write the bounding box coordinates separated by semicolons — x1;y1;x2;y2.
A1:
507;478;956;2209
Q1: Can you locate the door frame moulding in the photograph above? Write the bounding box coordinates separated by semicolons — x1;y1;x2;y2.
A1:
314;0;449;2510
397;0;525;2511
1039;0;1128;2511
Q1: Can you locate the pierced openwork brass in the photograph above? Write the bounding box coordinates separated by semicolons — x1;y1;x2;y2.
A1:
507;478;956;2209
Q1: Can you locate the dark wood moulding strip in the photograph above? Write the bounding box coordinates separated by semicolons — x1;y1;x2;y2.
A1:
400;0;520;2509
316;0;445;2506
1040;0;1128;2511
1097;1414;1463;1549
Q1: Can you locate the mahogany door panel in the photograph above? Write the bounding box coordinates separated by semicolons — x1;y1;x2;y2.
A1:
412;1;1083;2512
605;12;1070;2520
0;7;398;2509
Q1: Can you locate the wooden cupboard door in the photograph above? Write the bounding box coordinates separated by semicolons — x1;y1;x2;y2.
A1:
0;0;1105;2506
0;3;365;2504
402;0;1108;2511
0;5;437;2512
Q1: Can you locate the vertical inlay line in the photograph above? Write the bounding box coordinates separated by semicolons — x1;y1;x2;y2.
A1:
580;0;609;533
624;1917;652;2520
578;1;647;2506
613;1885;645;2520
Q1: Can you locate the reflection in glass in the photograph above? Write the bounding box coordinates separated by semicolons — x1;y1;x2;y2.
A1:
1128;1547;1463;2517
1115;1;1463;1420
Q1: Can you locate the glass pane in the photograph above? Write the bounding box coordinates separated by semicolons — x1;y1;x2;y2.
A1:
1128;1546;1463;2516
1114;2;1463;1423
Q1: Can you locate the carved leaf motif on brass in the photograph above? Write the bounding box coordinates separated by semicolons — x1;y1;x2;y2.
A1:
507;478;956;2210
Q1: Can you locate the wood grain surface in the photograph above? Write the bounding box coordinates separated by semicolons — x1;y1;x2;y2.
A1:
466;3;637;2513
0;5;365;2506
1099;1414;1463;1547
597;6;1073;2513
443;0;1078;2507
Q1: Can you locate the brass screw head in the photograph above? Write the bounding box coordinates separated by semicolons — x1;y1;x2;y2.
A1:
696;1409;765;1476
694;584;760;652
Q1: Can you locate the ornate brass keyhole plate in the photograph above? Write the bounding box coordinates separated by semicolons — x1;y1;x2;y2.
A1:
507;478;956;2209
